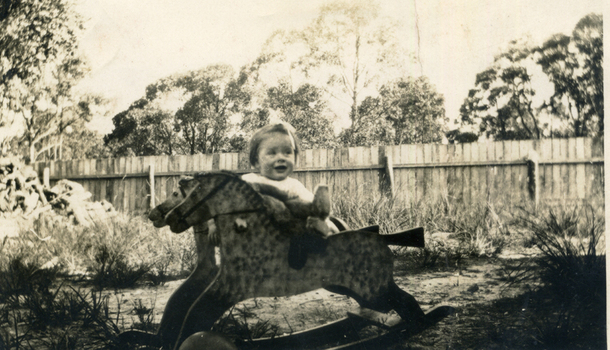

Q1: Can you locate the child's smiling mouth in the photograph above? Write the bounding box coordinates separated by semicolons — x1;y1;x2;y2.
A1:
274;165;288;172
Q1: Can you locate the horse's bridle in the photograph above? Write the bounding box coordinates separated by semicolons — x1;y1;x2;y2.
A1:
174;175;263;223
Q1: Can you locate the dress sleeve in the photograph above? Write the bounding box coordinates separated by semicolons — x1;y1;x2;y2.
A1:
286;178;314;202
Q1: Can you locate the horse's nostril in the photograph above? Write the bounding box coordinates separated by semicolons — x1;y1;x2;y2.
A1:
148;209;160;222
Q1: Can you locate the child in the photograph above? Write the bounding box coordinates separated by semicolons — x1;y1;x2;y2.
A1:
242;123;335;237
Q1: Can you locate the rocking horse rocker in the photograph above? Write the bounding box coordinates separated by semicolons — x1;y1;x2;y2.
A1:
123;171;453;350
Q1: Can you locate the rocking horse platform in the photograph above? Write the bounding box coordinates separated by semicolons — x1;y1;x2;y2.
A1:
233;305;454;350
121;305;453;349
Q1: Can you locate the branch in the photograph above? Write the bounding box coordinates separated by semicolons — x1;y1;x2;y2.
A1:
34;143;59;161
32;126;58;147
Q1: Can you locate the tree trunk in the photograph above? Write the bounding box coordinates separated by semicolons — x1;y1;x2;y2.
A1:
350;35;361;125
29;142;36;164
58;133;63;160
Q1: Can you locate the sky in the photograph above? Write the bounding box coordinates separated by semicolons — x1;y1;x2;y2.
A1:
75;0;605;135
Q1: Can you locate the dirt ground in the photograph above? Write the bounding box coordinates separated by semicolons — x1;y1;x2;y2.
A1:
102;249;547;349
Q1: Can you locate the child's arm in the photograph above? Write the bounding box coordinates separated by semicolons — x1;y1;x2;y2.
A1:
284;198;314;218
251;182;290;202
252;182;312;218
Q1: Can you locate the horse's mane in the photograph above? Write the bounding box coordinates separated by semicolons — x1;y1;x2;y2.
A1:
193;170;263;202
192;171;293;224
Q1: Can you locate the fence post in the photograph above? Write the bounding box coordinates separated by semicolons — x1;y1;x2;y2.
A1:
43;167;50;188
378;146;395;199
527;150;539;210
149;163;155;209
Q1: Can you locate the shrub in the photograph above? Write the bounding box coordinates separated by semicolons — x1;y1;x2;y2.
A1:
0;256;60;304
131;298;157;332
214;305;280;341
517;204;606;348
0;256;122;349
88;243;151;290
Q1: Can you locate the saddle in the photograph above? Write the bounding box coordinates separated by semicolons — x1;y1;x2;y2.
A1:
288;223;379;269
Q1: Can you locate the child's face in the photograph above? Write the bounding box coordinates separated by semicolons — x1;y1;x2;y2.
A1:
255;132;295;181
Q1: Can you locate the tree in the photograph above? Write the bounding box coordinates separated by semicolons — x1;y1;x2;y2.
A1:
536;13;603;137
106;64;249;156
459;37;543;140
35;59;103;161
0;0;91;160
54;127;111;160
255;0;413;133
445;130;479;144
266;82;336;149
174;64;247;154
104;98;177;156
340;76;446;146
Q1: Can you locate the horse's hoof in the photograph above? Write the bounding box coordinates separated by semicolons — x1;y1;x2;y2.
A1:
425;305;455;325
178;331;237;350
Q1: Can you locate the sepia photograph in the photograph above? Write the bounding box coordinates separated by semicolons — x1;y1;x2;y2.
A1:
0;0;605;349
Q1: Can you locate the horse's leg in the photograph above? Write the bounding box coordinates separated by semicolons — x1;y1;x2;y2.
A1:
172;276;235;350
385;281;426;323
158;224;218;348
326;281;425;325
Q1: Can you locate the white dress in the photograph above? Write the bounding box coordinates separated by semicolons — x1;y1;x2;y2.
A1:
241;173;314;203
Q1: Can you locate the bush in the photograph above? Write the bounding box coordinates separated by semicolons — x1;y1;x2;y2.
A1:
519;204;605;295
517;204;606;348
0;256;122;349
1;212;197;290
88;243;151;290
214;305;280;341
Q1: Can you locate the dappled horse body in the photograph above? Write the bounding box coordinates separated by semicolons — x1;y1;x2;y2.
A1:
150;171;429;349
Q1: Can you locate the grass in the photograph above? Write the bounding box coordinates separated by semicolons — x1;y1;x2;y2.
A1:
0;211;196;349
1;212;196;289
332;191;512;270
131;298;157;333
0;259;123;349
513;203;606;349
214;305;281;341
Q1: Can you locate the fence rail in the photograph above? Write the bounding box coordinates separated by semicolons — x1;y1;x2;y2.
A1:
34;137;604;214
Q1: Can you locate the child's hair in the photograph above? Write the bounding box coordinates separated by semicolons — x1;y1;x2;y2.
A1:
249;123;301;166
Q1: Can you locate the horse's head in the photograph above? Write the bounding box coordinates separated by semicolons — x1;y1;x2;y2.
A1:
150;171;264;234
148;176;197;232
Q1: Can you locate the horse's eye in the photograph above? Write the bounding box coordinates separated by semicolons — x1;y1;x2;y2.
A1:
173;192;179;197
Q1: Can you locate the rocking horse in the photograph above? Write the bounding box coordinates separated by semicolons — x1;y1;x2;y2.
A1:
136;171;452;349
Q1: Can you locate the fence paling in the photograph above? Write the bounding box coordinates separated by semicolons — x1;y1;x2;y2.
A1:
34;137;604;214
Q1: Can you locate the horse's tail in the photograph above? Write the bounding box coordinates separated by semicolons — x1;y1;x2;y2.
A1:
381;227;424;248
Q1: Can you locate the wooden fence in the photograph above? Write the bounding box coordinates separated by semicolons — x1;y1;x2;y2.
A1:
34;137;604;214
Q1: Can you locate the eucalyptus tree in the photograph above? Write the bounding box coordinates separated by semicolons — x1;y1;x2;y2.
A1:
104;98;177;156
249;0;414;141
266;81;336;149
106;64;249;156
0;0;94;160
174;64;248;154
340;76;446;146
535;13;603;137
459;37;542;140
